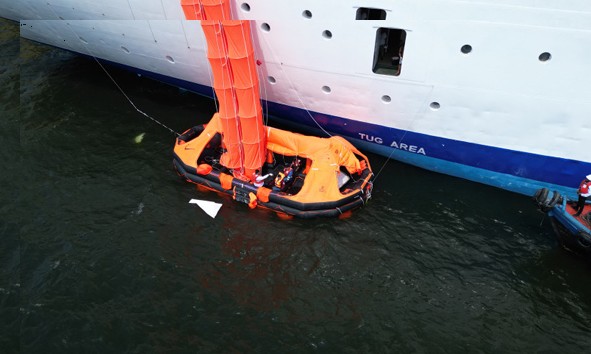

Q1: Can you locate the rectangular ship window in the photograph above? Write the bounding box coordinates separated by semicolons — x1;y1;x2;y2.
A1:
373;28;406;76
356;8;386;20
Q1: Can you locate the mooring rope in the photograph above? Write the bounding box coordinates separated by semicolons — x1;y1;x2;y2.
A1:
45;7;181;137
371;85;434;182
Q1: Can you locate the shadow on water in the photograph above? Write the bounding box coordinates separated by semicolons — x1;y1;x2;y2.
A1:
3;18;591;353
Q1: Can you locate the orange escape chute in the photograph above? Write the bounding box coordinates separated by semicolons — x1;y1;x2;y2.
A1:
180;0;231;20
183;0;266;181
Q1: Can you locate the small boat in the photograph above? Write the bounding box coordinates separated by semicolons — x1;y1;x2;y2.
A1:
533;188;591;258
173;0;373;218
173;116;373;218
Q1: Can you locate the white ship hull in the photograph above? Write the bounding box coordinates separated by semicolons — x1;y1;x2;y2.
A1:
3;0;591;198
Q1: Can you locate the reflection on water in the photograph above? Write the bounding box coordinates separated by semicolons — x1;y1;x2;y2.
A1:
2;18;591;353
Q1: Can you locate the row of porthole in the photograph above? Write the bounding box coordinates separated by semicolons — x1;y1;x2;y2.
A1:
88;41;553;65
242;3;553;63
259;22;332;39
460;44;552;62
241;4;333;39
241;3;313;19
110;43;443;109
243;3;552;62
106;0;436;112
268;75;441;109
113;43;176;63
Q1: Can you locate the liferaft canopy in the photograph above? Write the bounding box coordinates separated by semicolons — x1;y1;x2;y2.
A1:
174;114;371;205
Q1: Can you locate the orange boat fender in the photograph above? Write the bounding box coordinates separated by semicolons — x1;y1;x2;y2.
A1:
197;163;213;175
219;173;234;190
248;192;258;209
256;187;271;203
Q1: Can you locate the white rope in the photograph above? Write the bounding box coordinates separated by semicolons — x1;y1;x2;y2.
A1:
258;63;270;126
372;85;434;182
46;5;180;136
257;25;333;138
126;0;136;20
159;0;168;20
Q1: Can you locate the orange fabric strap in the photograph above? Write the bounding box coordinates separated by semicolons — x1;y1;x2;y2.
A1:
256;187;271;203
219;173;234;190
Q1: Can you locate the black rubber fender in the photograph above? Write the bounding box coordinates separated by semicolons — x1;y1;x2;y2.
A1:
532;188;545;202
541;190;562;212
533;188;549;205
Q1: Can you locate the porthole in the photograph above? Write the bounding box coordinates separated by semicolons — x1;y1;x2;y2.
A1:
538;52;551;62
267;76;276;84
322;85;331;94
166;55;175;63
461;44;472;54
261;23;270;32
430;102;440;110
302;10;312;19
241;3;251;12
322;30;333;39
381;95;391;103
121;46;130;54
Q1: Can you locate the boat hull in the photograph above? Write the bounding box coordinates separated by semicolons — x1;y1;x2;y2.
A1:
533;188;591;259
549;219;591;258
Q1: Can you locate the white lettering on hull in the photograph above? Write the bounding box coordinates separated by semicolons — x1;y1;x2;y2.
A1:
358;133;383;144
358;133;426;155
390;141;426;155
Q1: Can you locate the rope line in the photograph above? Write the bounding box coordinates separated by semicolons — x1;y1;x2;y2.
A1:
46;5;181;137
372;85;434;182
257;26;333;138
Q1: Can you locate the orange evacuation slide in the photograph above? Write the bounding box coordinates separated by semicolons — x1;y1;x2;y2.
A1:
182;0;266;181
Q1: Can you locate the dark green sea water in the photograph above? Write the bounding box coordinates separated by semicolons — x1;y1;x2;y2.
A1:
2;18;591;353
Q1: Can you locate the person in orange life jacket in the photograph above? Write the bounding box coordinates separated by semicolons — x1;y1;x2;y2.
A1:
574;174;591;217
253;169;273;188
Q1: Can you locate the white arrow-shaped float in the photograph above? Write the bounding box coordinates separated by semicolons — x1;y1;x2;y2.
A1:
189;199;222;218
